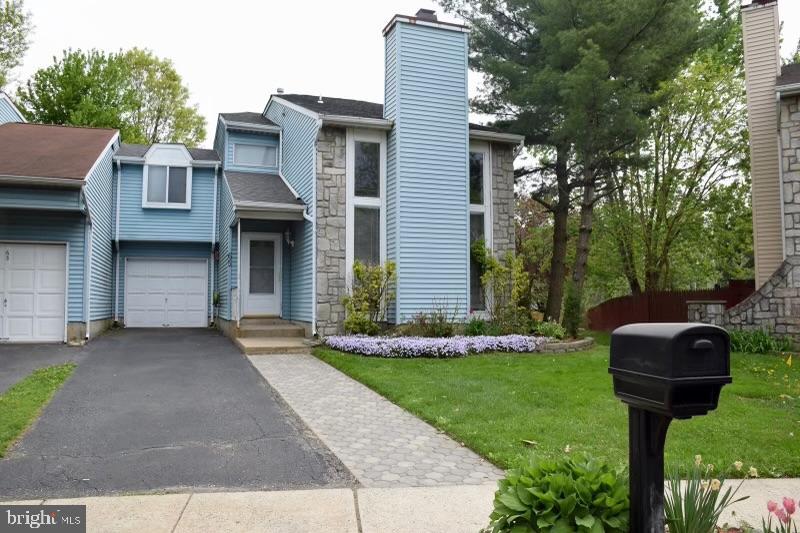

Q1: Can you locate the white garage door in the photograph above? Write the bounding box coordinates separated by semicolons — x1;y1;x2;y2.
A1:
125;258;208;328
0;243;66;342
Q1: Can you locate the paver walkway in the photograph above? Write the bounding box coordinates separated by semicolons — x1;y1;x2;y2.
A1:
249;353;502;488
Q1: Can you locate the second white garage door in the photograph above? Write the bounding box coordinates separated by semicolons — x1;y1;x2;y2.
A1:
125;258;208;328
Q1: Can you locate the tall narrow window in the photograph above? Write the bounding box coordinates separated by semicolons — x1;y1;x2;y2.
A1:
347;131;386;277
469;144;491;312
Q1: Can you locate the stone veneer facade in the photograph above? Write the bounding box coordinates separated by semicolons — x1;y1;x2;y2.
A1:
314;127;518;337
781;95;800;258
315;126;348;337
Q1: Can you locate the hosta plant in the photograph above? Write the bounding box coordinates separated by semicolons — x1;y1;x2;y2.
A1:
486;455;629;533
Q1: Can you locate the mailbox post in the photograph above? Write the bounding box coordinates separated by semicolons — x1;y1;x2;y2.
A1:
609;323;732;533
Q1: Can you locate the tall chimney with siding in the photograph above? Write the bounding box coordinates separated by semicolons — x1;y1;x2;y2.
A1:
742;0;783;286
383;9;470;321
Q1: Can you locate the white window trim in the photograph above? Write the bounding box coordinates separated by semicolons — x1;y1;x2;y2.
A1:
232;142;278;169
142;164;193;210
469;141;493;313
345;128;387;286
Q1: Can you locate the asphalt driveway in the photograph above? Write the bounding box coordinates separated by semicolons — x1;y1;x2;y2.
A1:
0;342;86;394
0;328;352;500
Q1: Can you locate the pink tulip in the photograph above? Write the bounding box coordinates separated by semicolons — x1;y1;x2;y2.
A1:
768;500;779;513
784;497;797;515
776;509;790;524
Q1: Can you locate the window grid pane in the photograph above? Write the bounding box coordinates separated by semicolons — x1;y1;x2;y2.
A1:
354;141;380;197
470;213;486;311
147;166;167;203
168;167;187;204
354;207;380;266
469;152;484;205
250;240;275;294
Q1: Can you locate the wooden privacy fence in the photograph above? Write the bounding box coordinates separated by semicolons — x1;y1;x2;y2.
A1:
586;280;755;331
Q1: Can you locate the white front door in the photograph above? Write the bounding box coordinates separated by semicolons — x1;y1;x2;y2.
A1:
241;233;282;316
125;258;208;327
0;243;66;342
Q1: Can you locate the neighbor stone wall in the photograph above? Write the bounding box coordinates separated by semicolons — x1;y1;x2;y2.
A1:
315;126;347;337
686;300;726;327
781;95;800;258
492;144;516;258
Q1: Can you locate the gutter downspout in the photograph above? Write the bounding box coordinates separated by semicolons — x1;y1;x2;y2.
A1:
236;220;241;328
114;160;122;323
311;118;323;337
777;93;787;259
81;188;93;341
211;163;219;324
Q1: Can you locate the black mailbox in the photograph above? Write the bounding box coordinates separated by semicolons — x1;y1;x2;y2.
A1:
609;322;732;419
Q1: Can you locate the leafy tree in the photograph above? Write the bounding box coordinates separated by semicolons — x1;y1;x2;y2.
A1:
17;48;205;146
442;0;709;320
0;0;31;88
601;17;748;292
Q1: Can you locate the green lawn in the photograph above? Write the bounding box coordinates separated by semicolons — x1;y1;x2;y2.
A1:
314;343;800;478
0;363;76;457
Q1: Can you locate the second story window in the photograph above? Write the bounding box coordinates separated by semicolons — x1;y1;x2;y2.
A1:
347;130;386;274
233;143;277;168
144;165;191;209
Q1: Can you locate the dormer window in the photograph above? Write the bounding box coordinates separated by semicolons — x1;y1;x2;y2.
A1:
141;145;194;209
145;165;190;207
233;143;277;168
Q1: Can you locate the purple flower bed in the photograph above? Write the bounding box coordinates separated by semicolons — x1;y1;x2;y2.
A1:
324;335;551;358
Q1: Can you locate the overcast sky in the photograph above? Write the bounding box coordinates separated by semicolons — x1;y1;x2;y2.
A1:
12;0;800;148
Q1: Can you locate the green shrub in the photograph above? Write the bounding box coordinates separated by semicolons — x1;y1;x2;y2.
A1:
535;320;566;340
481;250;532;335
342;261;396;335
465;316;488;336
400;299;460;337
487;455;629;533
562;281;582;339
728;328;794;354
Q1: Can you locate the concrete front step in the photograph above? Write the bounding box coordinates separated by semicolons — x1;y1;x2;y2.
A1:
234;337;311;355
239;317;288;327
237;324;306;338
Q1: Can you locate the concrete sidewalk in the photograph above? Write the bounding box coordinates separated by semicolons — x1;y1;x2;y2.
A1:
3;479;799;532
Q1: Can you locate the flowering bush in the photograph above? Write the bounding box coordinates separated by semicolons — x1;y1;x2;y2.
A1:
325;334;550;358
665;455;751;533
762;497;798;533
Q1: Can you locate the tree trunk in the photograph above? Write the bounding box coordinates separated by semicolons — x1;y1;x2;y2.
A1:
571;168;596;293
544;146;570;321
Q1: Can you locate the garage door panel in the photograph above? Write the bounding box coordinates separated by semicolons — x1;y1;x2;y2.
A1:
37;293;65;315
125;258;207;328
9;245;35;268
7;317;34;338
35;317;63;338
7;292;34;314
37;246;66;268
8;270;35;291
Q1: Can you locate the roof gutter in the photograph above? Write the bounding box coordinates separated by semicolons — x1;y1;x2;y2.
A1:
777;83;800;97
469;130;525;144
321;115;394;130
220;116;281;134
0;175;85;188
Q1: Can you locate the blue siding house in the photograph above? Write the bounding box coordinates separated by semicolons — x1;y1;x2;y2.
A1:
0;92;24;124
0;8;522;347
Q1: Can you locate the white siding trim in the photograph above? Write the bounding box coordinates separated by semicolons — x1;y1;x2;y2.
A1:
267;96;321;121
83;133;119;181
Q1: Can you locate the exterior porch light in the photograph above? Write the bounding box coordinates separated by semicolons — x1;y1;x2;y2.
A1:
284;227;295;248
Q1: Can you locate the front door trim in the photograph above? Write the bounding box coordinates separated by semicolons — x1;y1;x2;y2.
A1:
241;232;282;317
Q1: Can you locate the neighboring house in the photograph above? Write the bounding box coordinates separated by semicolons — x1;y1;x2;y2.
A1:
0;9;523;345
0;92;25;124
691;0;800;341
0;123;119;342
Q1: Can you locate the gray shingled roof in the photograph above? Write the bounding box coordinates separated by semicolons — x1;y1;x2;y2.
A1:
275;94;504;133
116;143;220;162
225;171;304;206
220;112;278;127
778;63;800;87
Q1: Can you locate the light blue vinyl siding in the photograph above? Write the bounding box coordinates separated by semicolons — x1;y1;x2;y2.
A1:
115;242;213;322
117;164;215;242
216;177;236;320
0;209;85;322
386;21;470;321
213;119;226;164
225;131;280;173
0;96;24;124
84;141;116;320
0;187;82;211
384;26;399;322
264;101;317;323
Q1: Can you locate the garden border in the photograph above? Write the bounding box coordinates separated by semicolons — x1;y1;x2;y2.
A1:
538;338;595;353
